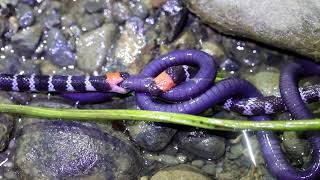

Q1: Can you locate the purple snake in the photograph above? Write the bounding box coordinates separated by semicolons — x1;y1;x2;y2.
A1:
0;49;319;179
0;50;318;116
256;60;320;180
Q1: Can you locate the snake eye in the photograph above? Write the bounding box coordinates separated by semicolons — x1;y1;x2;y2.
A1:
120;72;130;80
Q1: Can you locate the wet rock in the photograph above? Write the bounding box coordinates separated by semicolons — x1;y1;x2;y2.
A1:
16;3;34;28
131;2;149;19
219;135;268;180
0;53;21;74
78;13;104;32
0;52;39;74
184;0;320;61
144;153;187;165
222;38;266;66
42;9;61;29
220;58;240;72
246;69;280;96
142;0;167;9
68;25;81;37
228;143;243;160
282;131;310;167
76;23;116;73
84;0;104;13
15;121;143;179
172;30;197;49
0;115;14;152
201;163;216;176
4;16;19;39
21;0;36;6
191;160;205;168
156;0;188;42
201;41;225;59
150;165;211;180
112;2;132;24
11;24;42;56
176;131;226;160
127;122;177;151
40;60;84;76
46;28;76;67
112;17;154;74
0;17;5;36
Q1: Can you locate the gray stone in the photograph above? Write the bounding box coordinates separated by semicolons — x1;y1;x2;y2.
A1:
219;58;240;72
150;165;210;180
46;28;76;67
156;0;188;42
246;69;280;96
0;17;5;36
11;24;42;56
177;131;226;160
127;121;177;151
42;9;61;29
76;23;116;73
228;143;243;160
144;153;185;165
191;160;205;168
112;17;153;74
201;163;216;176
84;0;104;13
16;2;34;28
201;41;225;59
131;2;149;19
0;114;14;152
112;2;132;24
282;131;311;167
78;13;104;32
21;0;35;6
0;52;39;74
15;121;142;179
184;0;320;61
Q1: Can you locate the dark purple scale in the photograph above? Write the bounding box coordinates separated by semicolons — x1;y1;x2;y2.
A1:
34;75;50;92
51;75;68;92
0;74;17;91
16;74;32;91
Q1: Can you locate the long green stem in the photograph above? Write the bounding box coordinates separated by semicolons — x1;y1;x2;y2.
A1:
0;104;320;131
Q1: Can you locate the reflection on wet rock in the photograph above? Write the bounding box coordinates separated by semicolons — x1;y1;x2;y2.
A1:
150;165;211;180
176;131;226;160
156;0;188;43
0;115;14;152
112;2;132;24
76;23;116;73
112;17;154;74
78;14;104;32
15;2;34;28
46;28;76;67
15;121;143;179
127;122;177;151
11;24;42;56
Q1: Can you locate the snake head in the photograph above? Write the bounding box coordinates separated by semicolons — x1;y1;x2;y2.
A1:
106;72;129;94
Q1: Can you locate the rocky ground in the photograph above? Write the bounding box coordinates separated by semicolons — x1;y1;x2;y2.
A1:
0;0;318;179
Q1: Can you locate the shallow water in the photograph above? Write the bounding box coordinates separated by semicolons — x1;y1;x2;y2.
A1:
0;0;318;179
